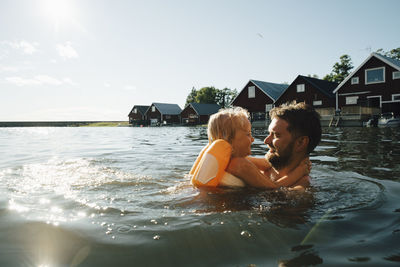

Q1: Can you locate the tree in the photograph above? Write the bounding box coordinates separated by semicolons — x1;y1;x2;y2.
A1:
184;86;238;107
323;54;353;83
195;87;217;104
215;88;238;108
185;87;197;107
376;47;400;60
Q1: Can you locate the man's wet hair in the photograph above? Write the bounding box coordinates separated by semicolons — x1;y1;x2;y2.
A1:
269;101;321;154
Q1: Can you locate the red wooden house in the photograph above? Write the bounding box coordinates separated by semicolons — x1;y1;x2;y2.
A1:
181;103;221;125
333;52;400;116
145;103;182;126
128;105;150;125
275;75;337;113
231;80;288;121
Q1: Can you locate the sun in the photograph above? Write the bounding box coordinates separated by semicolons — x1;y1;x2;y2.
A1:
40;0;76;32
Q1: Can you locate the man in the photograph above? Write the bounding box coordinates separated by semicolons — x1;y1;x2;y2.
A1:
226;102;321;190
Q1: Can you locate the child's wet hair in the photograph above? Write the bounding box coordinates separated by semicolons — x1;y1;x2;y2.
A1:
207;107;250;143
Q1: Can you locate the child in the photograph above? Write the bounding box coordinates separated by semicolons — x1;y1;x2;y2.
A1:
190;107;310;188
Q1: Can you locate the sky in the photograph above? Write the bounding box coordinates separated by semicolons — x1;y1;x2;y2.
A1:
1;0;399;121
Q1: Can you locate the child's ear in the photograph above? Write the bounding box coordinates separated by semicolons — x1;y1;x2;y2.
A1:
295;136;309;152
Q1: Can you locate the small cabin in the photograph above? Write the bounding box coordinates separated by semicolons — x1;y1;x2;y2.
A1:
145;103;182;126
275;75;337;116
181;103;221;125
128;105;150;126
231;80;288;121
333;52;400;117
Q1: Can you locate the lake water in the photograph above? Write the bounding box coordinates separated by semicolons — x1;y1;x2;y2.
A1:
0;126;399;266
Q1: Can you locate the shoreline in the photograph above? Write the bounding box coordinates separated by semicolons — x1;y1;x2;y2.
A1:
0;121;130;127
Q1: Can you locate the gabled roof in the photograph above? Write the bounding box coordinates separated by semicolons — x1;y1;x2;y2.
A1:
189;103;221;115
151;102;182;115
299;75;337;98
249;79;289;102
333;52;400;93
128;105;150;116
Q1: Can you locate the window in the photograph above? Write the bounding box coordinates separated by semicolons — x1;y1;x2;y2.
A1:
152;106;156;112
393;71;400;80
351;77;359;84
296;84;305;92
133;108;137;114
248;86;255;98
265;104;273;111
393;94;400;101
346;96;359;105
313;100;322;106
365;67;385;84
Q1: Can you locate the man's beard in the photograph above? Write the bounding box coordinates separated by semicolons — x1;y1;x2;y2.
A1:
266;140;295;170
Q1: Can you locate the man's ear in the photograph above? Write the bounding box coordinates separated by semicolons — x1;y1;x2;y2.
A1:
295;136;309;152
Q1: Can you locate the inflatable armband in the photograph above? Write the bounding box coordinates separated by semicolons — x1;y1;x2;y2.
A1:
190;139;245;187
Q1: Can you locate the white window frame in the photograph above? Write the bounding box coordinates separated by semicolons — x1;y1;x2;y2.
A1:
346;96;359;105
365;67;385;85
393;71;400;80
351;77;359;85
367;95;382;108
248;86;255;98
265;104;273;112
392;94;400;101
296;84;305;93
313;100;322;106
152;106;156;112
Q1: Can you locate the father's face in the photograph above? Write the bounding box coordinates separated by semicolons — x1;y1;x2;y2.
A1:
264;118;295;170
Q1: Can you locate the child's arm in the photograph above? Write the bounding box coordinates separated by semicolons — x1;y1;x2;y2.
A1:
245;156;271;172
274;158;311;187
227;157;278;189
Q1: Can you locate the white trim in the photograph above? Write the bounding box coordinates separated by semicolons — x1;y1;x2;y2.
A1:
392;94;400;101
338;91;371;96
393;71;400;80
313;100;322;106
366;95;382;108
345;96;359;105
231;80;284;105
382;99;400;104
351;77;359;84
333;52;400;93
365;67;385;85
248;86;255;98
296;84;305;92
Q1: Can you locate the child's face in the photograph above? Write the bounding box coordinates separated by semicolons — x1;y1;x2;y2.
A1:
231;119;254;157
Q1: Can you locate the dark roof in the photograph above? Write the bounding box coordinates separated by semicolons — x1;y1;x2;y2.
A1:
376;53;400;69
250;79;289;101
152;103;182;115
128;105;150;116
190;103;221;115
299;75;337;98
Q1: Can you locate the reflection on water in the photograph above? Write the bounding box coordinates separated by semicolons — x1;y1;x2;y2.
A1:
0;126;399;266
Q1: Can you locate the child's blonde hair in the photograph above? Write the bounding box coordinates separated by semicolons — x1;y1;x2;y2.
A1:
207;107;250;143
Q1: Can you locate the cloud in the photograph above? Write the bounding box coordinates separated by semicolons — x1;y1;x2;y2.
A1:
56;42;79;59
0;65;19;72
1;40;38;55
4;75;77;87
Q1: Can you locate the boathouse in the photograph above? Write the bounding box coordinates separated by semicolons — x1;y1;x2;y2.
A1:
333;53;400;121
128;105;150;125
231;80;288;122
181;103;221;125
145;103;182;126
275;75;337;116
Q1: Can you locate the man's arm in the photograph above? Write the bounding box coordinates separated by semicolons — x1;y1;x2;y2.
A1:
274;158;311;187
226;157;278;189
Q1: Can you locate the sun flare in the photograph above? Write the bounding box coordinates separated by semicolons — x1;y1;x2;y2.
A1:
41;0;76;31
